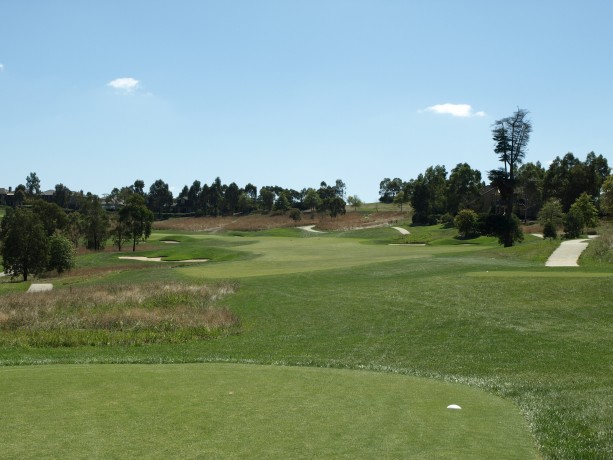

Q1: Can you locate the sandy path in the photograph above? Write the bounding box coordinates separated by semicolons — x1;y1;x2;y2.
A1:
545;239;590;267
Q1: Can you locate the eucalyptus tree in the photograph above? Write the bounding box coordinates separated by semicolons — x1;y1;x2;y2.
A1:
488;108;532;246
0;207;49;281
81;195;110;250
25;172;41;195
119;194;154;252
446;163;482;215
148;179;173;217
347;195;363;211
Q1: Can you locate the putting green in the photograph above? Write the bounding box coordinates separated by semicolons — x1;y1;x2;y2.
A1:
0;363;537;458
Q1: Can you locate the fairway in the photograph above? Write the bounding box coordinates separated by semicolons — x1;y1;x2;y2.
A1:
150;231;490;279
0;363;537;459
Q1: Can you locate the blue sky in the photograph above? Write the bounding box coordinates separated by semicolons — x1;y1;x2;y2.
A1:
1;1;612;202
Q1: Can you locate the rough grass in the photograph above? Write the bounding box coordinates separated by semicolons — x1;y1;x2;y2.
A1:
581;225;613;264
0;281;239;346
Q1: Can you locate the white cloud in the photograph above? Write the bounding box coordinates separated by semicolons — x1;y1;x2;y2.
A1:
0;64;4;72
107;77;139;92
425;103;485;118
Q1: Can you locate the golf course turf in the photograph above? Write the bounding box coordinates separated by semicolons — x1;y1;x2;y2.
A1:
1;222;612;458
1;363;537;459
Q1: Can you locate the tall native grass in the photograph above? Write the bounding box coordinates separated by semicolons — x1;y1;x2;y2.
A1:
582;225;613;264
0;281;240;347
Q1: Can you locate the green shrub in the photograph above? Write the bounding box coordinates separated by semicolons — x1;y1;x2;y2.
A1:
542;222;557;239
564;207;584;239
288;208;302;222
440;213;455;228
47;233;75;274
454;209;479;238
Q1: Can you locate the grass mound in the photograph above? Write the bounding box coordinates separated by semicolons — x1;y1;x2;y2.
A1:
0;281;240;347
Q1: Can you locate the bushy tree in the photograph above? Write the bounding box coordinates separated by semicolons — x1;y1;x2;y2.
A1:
288;208;302;221
447;163;482;215
516;162;545;221
347;195;363;211
258;188;275;213
65;211;85;247
304;189;321;215
25;172;41;195
410;166;447;224
538;199;564;230
454;209;479;238
327;197;346;218
393;191;407;211
119;194;154;252
543;152;610;211
0;208;49;281
563;207;584;239
542;222;557;239
48;233;75;274
31;200;68;236
379;178;404;203
81;195;109;250
148;179;173;217
601;175;613;216
54;183;71;208
111;216;130;251
568;193;598;233
274;193;291;212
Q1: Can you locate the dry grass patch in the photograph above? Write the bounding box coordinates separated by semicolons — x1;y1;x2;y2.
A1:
0;281;240;347
153;210;410;232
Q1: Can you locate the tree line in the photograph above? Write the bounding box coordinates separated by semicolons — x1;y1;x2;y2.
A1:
379;109;611;246
2;108;612;277
0;176;352;280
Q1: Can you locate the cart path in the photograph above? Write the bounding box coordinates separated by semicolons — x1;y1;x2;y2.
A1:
545;239;590;267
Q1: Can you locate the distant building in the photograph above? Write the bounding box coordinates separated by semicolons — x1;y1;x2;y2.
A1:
40;190;55;202
0;187;15;206
0;187;56;206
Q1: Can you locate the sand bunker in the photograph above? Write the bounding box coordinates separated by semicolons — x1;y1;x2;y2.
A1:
27;283;53;293
298;225;326;233
392;226;410;235
118;256;208;263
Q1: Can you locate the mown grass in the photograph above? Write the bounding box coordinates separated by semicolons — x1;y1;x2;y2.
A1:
0;363;537;459
1;223;612;458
